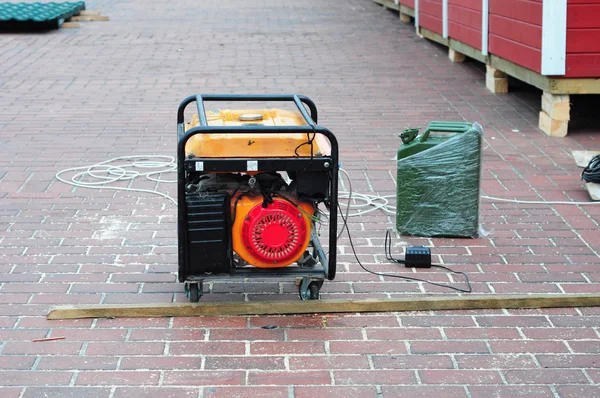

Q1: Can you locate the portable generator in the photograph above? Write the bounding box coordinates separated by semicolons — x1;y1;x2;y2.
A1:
177;94;339;302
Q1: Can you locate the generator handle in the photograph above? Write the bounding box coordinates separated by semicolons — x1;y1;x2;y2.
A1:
176;94;318;126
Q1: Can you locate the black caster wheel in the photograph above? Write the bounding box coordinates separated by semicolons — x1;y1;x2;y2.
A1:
299;280;322;300
187;282;202;303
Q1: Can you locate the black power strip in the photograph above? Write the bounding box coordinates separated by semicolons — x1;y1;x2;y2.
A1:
405;246;432;268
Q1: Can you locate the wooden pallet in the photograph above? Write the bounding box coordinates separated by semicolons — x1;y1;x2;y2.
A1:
47;293;600;319
61;10;109;28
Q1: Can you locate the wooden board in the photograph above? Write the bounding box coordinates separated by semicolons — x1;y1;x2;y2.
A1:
572;150;600;168
79;10;101;16
71;15;110;22
47;293;600;320
585;182;600;201
372;0;400;11
60;22;80;28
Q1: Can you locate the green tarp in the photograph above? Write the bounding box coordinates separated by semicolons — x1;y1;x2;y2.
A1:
0;2;85;31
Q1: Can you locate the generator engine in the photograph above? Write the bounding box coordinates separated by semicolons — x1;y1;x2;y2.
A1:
177;94;339;301
185;171;324;270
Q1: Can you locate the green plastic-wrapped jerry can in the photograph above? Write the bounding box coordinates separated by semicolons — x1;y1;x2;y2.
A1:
396;121;482;237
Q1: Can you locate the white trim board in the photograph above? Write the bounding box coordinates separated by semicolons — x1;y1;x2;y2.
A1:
541;0;567;76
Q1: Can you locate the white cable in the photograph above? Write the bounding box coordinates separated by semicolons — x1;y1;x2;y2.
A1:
56;155;598;210
55;155;177;205
481;195;599;206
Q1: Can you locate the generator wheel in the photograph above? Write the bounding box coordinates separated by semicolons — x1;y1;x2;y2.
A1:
299;280;322;300
188;282;201;303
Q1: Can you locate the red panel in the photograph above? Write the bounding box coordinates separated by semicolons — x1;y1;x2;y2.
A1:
489;0;542;26
567;29;600;53
449;0;482;12
489;14;542;49
420;0;443;17
489;34;542;72
419;13;443;35
448;4;481;30
564;53;600;77
448;22;481;49
568;4;600;29
399;0;415;8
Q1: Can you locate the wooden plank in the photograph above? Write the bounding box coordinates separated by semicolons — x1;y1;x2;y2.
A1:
373;0;400;11
60;22;80;28
71;15;110;22
573;150;600;168
420;26;449;46
450;38;486;62
400;4;415;16
79;10;102;16
549;74;600;93
585;182;600;201
47;294;600;320
449;48;466;62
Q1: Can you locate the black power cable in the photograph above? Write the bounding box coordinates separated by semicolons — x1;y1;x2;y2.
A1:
582;154;600;184
338;203;472;293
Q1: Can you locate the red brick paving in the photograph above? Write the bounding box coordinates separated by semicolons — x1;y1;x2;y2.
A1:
0;0;599;396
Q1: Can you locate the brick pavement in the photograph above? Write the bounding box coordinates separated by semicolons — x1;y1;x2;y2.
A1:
0;0;599;396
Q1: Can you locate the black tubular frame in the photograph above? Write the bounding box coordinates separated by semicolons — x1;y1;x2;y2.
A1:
177;94;338;281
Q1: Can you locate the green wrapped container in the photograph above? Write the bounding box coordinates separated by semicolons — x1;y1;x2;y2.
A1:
396;122;482;237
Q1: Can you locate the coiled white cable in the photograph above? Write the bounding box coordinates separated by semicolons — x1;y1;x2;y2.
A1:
55;155;177;205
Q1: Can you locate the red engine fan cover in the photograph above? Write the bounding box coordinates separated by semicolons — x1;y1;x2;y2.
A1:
240;199;309;267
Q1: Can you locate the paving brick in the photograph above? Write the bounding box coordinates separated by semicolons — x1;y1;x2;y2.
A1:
113;388;200;398
381;386;468;397
0;371;73;386
128;328;206;341
286;328;364;341
410;341;490;354
372;354;453;369
37;356;118;371
329;340;407;355
22;387;111;398
503;369;589;384
85;342;165;356
1;341;83;356
0;388;23;398
162;371;245;386
490;340;570;354
119;356;202;371
0;356;35;370
169;342;245;356
248;370;331;385
556;385;600;398
75;371;160;386
468;386;554;398
203;387;288;398
251;341;325;355
536;354;600;368
205;356;285;370
289;355;369;370
419;370;503;384
455;354;538;369
295;386;377;398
